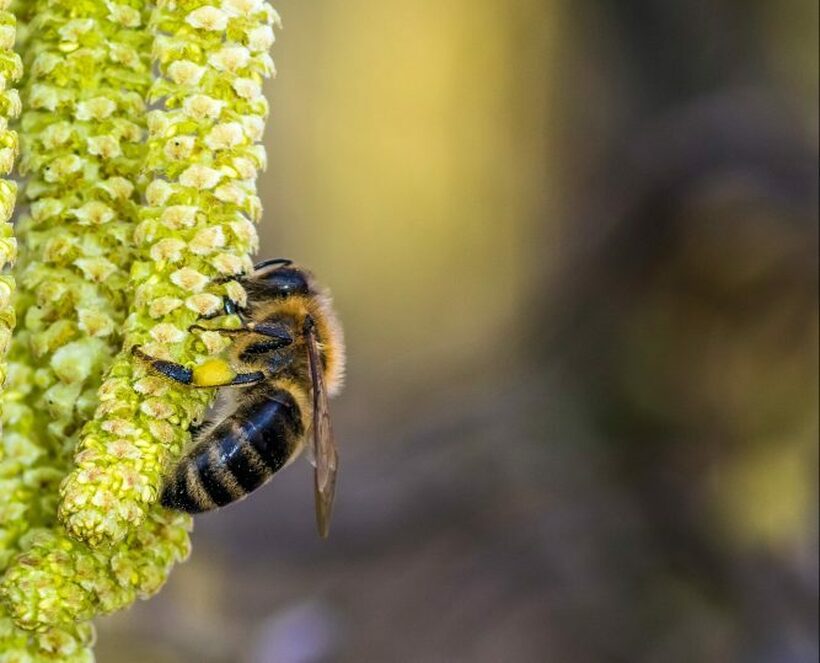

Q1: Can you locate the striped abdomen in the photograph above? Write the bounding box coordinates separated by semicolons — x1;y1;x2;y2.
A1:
161;387;305;513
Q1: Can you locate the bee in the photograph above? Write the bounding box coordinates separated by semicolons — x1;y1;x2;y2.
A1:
132;259;345;537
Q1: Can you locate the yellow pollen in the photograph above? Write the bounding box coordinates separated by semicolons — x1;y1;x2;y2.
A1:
192;358;236;387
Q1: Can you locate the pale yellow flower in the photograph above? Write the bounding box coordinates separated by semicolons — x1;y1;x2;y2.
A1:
185;6;229;31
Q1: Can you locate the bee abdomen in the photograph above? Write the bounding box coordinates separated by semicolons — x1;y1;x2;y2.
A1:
161;388;305;513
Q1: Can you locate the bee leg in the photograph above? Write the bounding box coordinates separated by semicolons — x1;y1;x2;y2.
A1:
197;371;266;388
132;346;266;388
188;325;247;336
188;418;210;438
189;322;293;346
131;346;194;385
246;323;293;345
243;341;291;356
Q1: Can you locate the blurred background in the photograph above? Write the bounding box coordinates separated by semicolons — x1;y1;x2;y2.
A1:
99;1;818;661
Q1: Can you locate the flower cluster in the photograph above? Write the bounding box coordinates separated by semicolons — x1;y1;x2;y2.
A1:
0;0;280;643
0;0;22;405
0;0;152;554
2;511;191;629
0;7;96;651
0;613;94;663
0;2;100;658
60;0;277;548
0;0;158;656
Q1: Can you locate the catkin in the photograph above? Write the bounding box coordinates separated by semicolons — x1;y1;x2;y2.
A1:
0;0;150;648
2;0;280;634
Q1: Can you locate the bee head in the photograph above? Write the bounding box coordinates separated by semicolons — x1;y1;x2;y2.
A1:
252;259;311;298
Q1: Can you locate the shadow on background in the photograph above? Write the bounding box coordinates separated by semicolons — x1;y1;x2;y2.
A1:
97;1;817;661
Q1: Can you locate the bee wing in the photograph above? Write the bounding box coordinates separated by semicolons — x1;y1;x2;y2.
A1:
305;322;338;538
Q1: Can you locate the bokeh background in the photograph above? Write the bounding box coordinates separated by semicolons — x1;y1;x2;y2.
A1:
98;1;818;661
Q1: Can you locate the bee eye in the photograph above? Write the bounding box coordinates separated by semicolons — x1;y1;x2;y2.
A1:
259;266;310;297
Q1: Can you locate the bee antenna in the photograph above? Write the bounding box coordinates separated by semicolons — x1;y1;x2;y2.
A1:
254;258;293;270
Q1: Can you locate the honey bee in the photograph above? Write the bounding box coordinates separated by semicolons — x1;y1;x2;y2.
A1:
132;259;345;537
